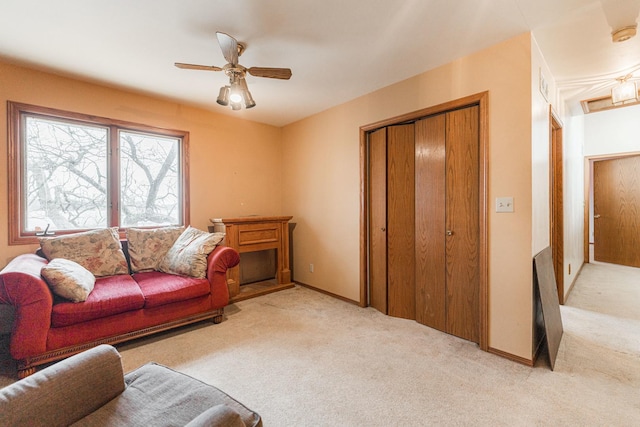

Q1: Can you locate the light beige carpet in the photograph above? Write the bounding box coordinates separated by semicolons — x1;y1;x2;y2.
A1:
2;262;640;425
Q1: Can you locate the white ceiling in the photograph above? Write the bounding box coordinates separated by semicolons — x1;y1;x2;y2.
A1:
1;0;639;126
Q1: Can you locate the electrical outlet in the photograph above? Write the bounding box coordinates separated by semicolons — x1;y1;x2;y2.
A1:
309;263;314;273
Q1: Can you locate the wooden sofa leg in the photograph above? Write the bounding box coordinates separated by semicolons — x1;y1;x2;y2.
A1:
212;314;224;324
18;367;36;379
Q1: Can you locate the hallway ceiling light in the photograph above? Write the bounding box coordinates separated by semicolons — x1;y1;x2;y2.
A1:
611;74;639;104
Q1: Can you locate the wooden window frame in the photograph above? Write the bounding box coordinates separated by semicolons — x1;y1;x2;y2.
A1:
7;101;190;245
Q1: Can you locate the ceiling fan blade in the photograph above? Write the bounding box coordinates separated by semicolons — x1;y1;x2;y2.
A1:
216;32;239;65
248;67;292;80
175;62;222;72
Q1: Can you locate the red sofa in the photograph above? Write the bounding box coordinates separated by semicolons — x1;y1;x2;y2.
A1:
0;242;239;378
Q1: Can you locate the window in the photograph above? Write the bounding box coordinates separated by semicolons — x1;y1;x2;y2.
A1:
8;102;190;244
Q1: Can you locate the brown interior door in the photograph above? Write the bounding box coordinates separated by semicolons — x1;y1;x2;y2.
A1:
445;106;480;343
415;114;446;330
369;128;388;313
386;124;416;320
593;155;640;267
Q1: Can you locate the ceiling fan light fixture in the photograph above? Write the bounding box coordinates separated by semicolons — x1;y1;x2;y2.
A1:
229;92;243;104
239;78;256;109
216;85;230;106
176;32;291;111
611;80;638;104
243;90;256;109
612;25;637;42
228;75;243;105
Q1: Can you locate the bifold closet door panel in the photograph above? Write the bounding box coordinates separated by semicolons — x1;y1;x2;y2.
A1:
369;128;388;314
415;114;446;330
387;124;416;320
445;106;480;343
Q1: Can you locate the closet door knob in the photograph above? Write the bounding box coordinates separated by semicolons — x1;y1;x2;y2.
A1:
446;230;453;236
381;227;386;232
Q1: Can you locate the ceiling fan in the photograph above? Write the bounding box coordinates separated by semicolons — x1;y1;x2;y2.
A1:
175;32;292;110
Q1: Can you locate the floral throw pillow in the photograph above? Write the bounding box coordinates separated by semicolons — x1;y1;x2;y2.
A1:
39;227;129;277
41;258;96;302
126;226;185;273
157;226;225;278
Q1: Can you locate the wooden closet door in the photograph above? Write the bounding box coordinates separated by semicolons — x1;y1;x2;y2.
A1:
414;107;479;343
415;114;446;330
368;105;479;344
369;128;388;313
445;106;479;343
387;124;416;320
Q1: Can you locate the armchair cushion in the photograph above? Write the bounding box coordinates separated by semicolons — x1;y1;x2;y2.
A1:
185;405;247;427
74;362;262;427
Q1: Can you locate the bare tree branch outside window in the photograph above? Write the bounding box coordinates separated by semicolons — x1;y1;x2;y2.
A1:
120;131;180;227
25;117;108;231
24;116;182;233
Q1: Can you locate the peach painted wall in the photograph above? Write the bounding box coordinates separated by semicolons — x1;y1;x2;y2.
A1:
282;33;536;359
0;61;283;267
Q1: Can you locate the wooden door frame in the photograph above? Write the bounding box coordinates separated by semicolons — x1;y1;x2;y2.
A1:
584;151;640;263
359;91;489;351
549;107;564;304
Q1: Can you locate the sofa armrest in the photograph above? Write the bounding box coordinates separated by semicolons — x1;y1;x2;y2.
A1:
0;344;125;427
0;254;52;360
206;245;240;308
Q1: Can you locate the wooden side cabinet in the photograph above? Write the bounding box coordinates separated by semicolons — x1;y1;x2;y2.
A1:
210;216;294;301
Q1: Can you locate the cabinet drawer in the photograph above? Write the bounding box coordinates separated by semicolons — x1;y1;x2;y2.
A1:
237;223;280;249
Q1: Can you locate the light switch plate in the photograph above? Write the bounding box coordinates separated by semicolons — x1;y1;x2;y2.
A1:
496;197;514;213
